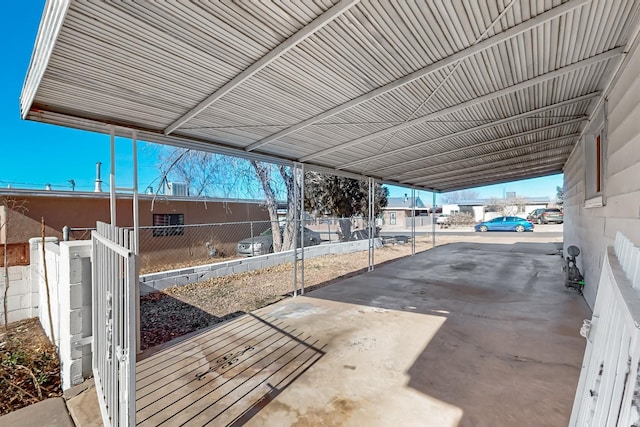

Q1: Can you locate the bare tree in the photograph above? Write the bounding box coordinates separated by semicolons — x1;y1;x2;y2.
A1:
157;149;259;198
485;196;527;216
157;146;298;251
440;189;480;204
250;161;301;252
156;146;387;249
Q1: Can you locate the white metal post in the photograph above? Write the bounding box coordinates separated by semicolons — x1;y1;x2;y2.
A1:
411;188;416;255
300;163;305;294
131;130;141;354
368;177;375;272
132;131;139;256
432;192;436;247
109;126;116;226
122;247;136;427
292;163;299;297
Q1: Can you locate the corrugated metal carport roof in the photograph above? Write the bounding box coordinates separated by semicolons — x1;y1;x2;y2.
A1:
20;0;640;192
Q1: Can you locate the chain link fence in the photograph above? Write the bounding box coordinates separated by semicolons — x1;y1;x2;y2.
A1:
65;216;383;275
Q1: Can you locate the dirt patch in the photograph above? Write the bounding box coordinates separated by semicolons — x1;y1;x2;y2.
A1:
0;318;62;416
140;237;461;350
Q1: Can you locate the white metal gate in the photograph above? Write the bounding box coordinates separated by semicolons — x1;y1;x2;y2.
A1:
92;222;137;427
570;232;640;426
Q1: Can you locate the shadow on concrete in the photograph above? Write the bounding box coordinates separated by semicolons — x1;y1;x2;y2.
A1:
135;312;325;426
304;241;591;426
139;292;246;351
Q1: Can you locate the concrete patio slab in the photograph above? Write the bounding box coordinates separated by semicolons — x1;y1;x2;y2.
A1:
0;397;74;427
137;239;590;426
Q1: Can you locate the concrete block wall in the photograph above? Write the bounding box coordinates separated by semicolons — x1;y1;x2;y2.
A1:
3;264;37;323
140;239;382;294
57;241;92;390
30;237;61;348
30;238;93;390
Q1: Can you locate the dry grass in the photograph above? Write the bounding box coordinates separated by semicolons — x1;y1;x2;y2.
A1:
141;236;457;350
0;318;62;416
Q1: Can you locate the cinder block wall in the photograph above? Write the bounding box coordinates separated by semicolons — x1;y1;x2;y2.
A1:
30;238;93;390
3;264;37;323
57;241;93;389
140;238;383;293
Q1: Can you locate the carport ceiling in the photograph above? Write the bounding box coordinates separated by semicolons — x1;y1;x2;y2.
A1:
21;0;640;192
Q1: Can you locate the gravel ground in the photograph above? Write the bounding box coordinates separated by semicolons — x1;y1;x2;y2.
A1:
140;237;458;350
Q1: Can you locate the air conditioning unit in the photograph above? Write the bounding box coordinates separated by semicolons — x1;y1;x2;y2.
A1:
165;182;188;196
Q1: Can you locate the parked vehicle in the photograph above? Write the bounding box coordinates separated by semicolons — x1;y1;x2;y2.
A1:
474;216;534;232
237;226;321;256
527;208;564;224
436;214;451;228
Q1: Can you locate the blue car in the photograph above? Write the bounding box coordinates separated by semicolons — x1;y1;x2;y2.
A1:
474;216;534;232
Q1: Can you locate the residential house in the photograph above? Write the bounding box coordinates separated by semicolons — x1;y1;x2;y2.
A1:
382;195;430;226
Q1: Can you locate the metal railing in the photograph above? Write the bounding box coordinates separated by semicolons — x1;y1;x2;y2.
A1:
570;233;640;425
92;222;136;427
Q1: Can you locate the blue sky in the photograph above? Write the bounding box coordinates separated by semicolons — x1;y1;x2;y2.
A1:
2;2;562;202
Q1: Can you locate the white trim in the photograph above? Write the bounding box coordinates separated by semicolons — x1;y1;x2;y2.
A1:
584;195;604;208
19;0;70;119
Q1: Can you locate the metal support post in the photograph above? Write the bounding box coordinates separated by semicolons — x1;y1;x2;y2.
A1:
292;163;299;297
300;163;305;294
250;222;254;256
132;131;139;256
132;130;141;354
109;126;116;226
432;191;436;247
411;188;416;256
368;177;375;272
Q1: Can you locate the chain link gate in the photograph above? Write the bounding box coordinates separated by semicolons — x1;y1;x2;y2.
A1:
92;222;137;426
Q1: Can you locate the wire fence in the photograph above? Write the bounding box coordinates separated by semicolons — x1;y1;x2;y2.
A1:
65;217;382;274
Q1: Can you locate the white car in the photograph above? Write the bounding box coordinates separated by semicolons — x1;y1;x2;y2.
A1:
436;214;451;226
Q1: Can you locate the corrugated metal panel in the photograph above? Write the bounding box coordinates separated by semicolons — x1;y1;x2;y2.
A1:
20;0;640;192
20;0;70;119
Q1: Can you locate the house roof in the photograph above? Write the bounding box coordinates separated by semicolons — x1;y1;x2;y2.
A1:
20;0;640;192
385;196;427;210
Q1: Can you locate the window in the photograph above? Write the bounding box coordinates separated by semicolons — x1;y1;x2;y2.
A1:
152;213;184;237
584;103;607;208
584;129;605;207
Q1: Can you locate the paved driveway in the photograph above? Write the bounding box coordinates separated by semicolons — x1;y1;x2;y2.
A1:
136;238;591;426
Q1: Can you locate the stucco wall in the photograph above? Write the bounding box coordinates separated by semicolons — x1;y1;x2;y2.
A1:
563;36;640;309
1;192;270;244
383;209;408;226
